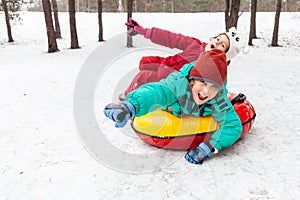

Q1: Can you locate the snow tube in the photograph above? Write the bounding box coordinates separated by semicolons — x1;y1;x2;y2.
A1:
132;93;256;150
228;93;256;138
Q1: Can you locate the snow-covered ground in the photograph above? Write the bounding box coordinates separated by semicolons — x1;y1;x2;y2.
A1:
1;11;300;199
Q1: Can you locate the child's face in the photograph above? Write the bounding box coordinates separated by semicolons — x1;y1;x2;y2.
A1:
206;34;230;53
191;80;219;105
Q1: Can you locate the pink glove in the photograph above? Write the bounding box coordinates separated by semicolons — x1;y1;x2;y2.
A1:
125;18;151;39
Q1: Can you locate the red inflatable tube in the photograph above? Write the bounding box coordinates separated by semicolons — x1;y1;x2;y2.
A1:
228;93;256;138
133;93;256;150
135;131;212;150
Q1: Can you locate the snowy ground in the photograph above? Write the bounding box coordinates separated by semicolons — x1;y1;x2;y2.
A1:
1;12;300;199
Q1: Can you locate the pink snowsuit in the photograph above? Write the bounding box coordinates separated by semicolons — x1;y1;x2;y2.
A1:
124;27;207;96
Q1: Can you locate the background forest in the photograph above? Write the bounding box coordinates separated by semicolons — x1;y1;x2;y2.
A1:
1;0;300;13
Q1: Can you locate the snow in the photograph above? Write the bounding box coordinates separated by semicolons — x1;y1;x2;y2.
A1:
1;11;300;199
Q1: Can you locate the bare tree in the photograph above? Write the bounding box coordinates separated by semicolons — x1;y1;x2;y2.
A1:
271;0;282;46
215;0;221;11
144;0;147;12
85;0;89;12
68;0;80;49
225;0;241;31
134;0;137;12
171;0;174;13
126;0;133;47
2;0;14;42
52;0;62;39
98;0;104;42
123;0;127;12
248;0;257;45
42;0;59;53
162;0;165;12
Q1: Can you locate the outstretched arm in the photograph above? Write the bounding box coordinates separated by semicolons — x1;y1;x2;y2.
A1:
125;73;180;117
126;18;205;51
150;27;205;51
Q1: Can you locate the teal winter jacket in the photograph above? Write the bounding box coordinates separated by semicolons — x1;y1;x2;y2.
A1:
126;62;242;151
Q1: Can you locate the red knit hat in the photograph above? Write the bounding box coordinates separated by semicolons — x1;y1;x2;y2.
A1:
189;49;227;88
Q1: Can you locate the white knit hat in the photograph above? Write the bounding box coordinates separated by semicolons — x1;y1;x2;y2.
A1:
225;27;249;60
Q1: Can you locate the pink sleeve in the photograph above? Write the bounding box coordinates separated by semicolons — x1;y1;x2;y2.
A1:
150;27;204;50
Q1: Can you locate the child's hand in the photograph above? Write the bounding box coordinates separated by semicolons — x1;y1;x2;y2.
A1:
125;18;151;39
103;101;135;128
125;18;140;29
185;143;213;165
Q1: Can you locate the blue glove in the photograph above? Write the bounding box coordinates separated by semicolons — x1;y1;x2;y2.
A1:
185;143;214;165
103;101;135;128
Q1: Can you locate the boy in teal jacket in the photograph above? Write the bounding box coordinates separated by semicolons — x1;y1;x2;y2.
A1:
104;49;242;165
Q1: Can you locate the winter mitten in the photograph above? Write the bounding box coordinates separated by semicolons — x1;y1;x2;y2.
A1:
125;18;140;29
125;18;151;39
185;142;216;165
103;101;135;128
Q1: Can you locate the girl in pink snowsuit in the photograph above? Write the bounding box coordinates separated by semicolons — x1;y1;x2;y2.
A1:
121;18;244;99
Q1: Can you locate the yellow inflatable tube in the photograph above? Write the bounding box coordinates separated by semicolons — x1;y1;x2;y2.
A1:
132;109;219;149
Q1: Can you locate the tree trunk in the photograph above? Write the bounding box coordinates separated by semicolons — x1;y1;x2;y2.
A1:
122;0;127;12
98;0;104;42
225;0;241;31
225;0;230;30
2;0;14;42
248;0;257;45
216;0;220;11
68;0;80;49
134;0;137;12
284;0;287;12
85;0;89;12
271;0;282;46
42;0;59;53
162;0;165;12
144;0;147;12
171;0;174;13
126;0;133;47
52;0;62;39
230;0;240;28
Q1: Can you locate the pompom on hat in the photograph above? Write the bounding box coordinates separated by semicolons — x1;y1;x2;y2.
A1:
224;27;249;60
189;49;227;88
